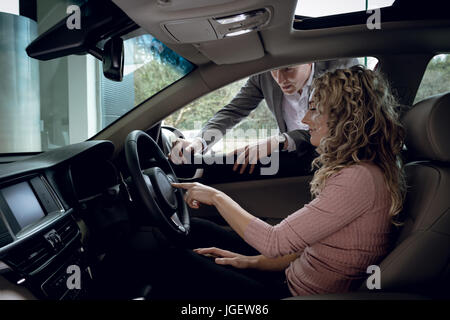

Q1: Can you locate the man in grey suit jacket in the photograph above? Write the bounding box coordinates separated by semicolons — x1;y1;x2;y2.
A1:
170;58;359;174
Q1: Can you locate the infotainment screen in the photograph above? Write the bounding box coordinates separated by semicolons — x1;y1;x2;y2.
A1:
1;181;46;229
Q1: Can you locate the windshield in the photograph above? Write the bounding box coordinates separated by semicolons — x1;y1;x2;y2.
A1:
0;0;195;154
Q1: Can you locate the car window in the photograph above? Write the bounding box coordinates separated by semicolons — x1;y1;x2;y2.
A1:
358;56;378;70
0;1;194;154
163;57;377;155
163;77;278;154
414;54;450;104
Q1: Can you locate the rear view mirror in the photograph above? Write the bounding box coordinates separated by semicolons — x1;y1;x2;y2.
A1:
26;0;137;82
102;37;124;82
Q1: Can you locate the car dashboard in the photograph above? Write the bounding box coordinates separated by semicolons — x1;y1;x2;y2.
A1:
0;140;126;300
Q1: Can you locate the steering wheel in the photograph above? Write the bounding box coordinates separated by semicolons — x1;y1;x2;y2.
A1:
125;130;190;236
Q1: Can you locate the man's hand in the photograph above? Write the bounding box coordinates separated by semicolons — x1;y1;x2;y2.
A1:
230;135;283;174
169;137;204;164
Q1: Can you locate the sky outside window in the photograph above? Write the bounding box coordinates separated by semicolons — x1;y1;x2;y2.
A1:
296;0;396;17
0;0;19;15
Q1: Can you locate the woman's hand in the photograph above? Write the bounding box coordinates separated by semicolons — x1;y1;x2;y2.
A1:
171;182;222;209
172;182;254;239
194;247;259;269
195;247;300;271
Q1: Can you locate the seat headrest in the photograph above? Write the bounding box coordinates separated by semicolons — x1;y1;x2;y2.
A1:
403;92;450;162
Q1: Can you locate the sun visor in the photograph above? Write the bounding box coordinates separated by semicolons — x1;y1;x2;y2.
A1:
164;19;217;42
192;32;264;65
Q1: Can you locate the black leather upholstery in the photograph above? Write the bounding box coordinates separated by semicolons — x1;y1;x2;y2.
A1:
359;92;450;298
403;93;450;162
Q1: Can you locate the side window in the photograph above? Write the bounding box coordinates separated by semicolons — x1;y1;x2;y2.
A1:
414;54;450;104
357;56;378;70
163;78;278;154
163;57;377;154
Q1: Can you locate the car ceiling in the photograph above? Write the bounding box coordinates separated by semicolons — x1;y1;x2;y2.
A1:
112;0;450;68
95;0;450;154
111;0;294;65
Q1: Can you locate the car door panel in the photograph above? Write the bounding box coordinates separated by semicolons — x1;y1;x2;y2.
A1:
191;175;313;224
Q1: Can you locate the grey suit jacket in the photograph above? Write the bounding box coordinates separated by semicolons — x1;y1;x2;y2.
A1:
198;58;359;156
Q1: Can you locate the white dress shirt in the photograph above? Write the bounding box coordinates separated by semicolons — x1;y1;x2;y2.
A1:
282;63;314;151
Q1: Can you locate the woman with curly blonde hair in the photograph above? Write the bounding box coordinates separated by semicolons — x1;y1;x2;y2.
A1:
308;65;406;223
143;65;406;299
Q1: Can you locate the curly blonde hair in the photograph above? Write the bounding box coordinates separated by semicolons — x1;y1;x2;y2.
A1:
309;65;406;223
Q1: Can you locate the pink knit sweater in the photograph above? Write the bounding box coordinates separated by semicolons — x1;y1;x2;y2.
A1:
243;163;393;296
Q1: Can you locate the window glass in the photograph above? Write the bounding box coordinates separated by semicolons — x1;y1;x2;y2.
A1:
163;57;377;154
414;54;450;104
164;78;278;154
358;56;378;70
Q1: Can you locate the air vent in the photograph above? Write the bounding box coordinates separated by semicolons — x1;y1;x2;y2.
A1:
4;218;80;275
55;218;79;245
5;238;53;274
0;221;13;247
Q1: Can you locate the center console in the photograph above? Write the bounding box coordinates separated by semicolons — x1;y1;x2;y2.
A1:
0;174;92;300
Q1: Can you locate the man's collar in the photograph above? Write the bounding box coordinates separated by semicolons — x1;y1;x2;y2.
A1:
305;62;315;88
